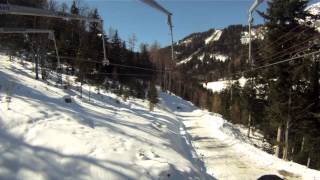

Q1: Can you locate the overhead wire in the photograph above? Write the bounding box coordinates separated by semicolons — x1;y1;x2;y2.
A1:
252;27;315;63
228;49;320;78
252;24;308;55
84;72;158;77
47;54;172;73
253;34;319;64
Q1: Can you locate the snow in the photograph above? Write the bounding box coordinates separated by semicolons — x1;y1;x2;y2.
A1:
241;28;265;45
161;92;320;180
306;2;320;15
305;2;320;32
176;49;200;65
205;30;222;45
203;77;247;93
180;38;193;46
209;54;228;62
177;52;228;66
0;54;210;180
1;54;320;180
177;56;193;65
198;54;205;61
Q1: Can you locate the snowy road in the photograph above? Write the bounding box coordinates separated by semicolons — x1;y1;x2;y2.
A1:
177;112;277;180
161;93;320;180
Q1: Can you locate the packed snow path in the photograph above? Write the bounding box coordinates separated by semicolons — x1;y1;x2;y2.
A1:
161;93;320;180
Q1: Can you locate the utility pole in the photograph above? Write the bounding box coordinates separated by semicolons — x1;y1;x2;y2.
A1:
248;0;264;65
139;0;174;93
0;28;61;81
247;0;264;137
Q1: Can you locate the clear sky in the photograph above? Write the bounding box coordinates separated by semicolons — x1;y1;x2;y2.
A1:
57;0;318;48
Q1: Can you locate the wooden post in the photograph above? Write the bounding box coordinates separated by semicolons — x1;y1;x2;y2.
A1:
275;125;282;157
283;88;291;160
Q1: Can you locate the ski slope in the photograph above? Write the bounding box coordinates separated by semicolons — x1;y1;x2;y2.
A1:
0;54;320;180
205;30;222;45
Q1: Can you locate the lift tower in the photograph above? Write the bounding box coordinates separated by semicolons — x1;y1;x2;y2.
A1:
139;0;174;62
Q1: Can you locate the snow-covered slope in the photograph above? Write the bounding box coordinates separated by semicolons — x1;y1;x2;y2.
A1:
205;30;222;45
0;54;210;180
1;54;319;180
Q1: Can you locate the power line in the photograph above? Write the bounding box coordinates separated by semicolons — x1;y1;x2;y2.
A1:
48;55;171;73
85;72;155;77
253;28;314;64
252;24;308;55
231;49;320;77
253;35;319;64
252;50;319;71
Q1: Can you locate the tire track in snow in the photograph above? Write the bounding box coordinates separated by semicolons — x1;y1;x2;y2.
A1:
177;111;282;180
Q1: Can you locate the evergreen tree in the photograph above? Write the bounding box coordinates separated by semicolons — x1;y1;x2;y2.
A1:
148;83;159;111
258;0;313;160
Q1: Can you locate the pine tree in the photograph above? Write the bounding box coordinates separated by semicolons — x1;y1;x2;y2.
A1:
258;0;312;160
148;83;159;111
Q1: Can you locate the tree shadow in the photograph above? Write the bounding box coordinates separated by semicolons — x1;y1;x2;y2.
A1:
0;129;138;180
1;66;217;180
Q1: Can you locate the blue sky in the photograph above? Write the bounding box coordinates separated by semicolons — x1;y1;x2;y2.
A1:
57;0;318;48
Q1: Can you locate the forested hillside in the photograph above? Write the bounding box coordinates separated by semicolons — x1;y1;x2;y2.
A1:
0;0;157;101
156;0;320;170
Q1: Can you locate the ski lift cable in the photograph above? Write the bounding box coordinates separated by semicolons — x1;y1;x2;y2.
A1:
45;45;171;72
0;28;63;83
0;28;60;64
0;3;101;23
47;55;172;72
139;0;174;61
85;72;156;77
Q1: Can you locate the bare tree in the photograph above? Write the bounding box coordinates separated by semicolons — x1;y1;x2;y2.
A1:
128;33;137;51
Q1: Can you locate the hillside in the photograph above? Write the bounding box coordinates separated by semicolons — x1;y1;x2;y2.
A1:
0;54;208;180
172;1;319;82
172;24;264;81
